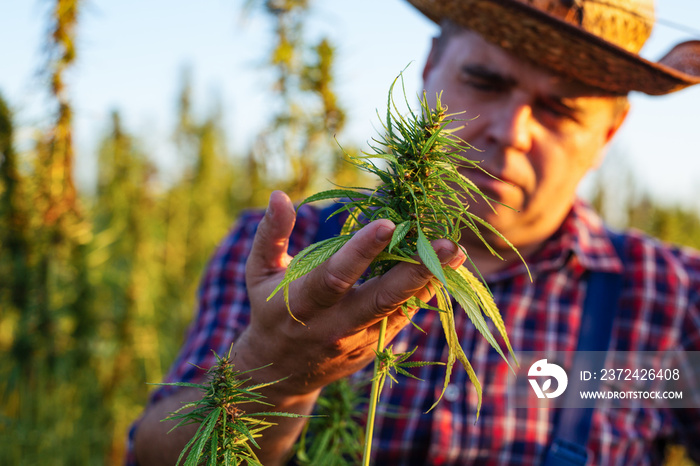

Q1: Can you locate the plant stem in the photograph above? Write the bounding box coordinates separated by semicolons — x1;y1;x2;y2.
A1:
362;317;388;466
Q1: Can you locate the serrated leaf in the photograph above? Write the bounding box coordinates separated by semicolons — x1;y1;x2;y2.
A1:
267;234;352;303
445;267;514;374
454;265;518;368
389;220;412;253
429;280;482;418
210;427;218;466
185;407;221;465
296;189;371;210
430;282;456;409
416;225;448;287
176;429;199;466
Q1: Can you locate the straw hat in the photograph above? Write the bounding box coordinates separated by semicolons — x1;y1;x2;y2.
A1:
407;0;700;95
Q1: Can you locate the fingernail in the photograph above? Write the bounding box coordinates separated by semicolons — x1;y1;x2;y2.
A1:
376;225;395;243
448;249;466;268
266;195;275;218
437;245;458;265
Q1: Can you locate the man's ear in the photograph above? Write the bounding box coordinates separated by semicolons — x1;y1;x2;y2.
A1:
422;37;440;84
592;100;630;169
605;99;630;145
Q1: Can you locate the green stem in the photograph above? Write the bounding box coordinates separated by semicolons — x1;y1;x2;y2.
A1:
362;317;388;466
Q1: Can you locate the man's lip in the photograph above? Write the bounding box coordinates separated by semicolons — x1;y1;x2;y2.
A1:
461;168;519;197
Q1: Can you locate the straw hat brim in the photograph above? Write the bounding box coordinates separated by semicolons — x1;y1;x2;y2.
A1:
408;0;700;95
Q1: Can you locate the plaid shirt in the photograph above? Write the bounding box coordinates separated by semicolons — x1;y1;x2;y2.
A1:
127;199;700;465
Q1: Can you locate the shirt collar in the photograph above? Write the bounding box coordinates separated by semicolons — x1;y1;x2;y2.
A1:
488;199;623;282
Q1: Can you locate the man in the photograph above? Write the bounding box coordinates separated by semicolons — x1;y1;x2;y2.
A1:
130;0;700;464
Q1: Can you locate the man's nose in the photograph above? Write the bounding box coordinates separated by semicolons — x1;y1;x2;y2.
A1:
486;100;534;153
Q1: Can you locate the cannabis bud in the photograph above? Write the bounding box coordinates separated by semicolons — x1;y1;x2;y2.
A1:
158;348;305;466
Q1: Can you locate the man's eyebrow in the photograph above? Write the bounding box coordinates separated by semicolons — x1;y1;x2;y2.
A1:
461;64;517;88
542;94;583;113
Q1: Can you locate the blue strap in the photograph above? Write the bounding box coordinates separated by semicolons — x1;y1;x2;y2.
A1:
542;231;625;466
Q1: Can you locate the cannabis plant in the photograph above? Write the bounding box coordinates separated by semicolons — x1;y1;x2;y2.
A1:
294;378;367;465
159;348;304;466
270;73;524;464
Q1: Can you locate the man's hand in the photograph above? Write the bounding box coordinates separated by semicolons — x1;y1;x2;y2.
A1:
238;190;464;397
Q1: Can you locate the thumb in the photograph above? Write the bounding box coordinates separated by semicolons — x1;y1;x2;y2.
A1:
245;190;297;285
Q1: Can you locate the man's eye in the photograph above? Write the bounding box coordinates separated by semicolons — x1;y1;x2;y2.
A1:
538;102;579;123
465;79;501;92
541;104;567;117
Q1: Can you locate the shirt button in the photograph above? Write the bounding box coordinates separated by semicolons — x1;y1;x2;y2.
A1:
444;383;460;402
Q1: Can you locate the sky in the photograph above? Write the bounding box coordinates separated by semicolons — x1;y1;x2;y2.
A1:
1;0;699;205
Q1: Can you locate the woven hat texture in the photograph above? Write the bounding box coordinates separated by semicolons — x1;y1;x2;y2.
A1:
408;0;700;95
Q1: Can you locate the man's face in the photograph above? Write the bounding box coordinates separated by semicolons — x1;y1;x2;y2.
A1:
422;30;627;252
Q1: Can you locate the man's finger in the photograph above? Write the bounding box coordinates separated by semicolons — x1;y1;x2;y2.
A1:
246;191;297;283
343;238;461;331
294;219;396;311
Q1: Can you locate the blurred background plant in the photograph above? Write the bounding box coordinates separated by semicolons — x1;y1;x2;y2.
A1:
0;0;697;465
0;0;367;463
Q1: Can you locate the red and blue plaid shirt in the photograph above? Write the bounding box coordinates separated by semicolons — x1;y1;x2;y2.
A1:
127;199;700;465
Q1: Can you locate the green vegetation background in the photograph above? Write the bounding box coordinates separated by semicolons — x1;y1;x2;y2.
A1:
1;1;698;464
